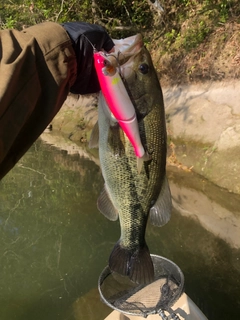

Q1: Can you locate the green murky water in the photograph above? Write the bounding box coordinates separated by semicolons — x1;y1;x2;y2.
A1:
0;139;239;320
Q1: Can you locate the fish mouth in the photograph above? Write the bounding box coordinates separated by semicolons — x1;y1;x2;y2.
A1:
106;34;144;77
113;34;143;58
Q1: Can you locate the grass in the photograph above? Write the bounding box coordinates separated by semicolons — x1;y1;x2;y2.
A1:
146;0;240;85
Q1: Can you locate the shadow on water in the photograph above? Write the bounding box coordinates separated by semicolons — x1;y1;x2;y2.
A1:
0;138;239;320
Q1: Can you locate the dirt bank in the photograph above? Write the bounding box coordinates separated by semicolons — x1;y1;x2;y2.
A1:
153;22;240;87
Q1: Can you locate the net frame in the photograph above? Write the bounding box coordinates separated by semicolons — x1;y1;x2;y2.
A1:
98;254;185;318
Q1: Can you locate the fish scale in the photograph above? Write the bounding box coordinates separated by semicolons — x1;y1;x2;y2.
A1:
94;36;172;284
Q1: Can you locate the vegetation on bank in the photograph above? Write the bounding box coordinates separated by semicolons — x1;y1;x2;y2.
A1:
1;0;239;84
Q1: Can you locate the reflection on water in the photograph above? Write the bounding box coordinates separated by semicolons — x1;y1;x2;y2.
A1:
0;139;239;320
0;139;115;320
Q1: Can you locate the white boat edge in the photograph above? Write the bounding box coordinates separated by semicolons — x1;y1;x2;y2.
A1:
104;292;208;320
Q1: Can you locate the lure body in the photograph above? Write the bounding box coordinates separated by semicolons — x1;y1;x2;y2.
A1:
93;51;145;158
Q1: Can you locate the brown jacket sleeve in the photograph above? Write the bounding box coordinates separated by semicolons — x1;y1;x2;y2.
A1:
0;22;77;180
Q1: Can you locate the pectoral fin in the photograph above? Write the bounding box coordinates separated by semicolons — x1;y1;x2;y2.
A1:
89;122;99;149
149;175;172;227
97;184;119;221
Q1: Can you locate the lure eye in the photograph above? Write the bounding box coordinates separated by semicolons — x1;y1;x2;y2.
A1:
139;63;149;74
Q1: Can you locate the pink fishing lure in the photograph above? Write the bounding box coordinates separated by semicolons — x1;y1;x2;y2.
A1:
94;51;145;158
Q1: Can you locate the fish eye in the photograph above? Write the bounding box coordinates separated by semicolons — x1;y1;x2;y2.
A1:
139;63;149;74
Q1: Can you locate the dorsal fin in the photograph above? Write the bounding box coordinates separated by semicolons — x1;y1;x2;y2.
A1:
97;185;119;221
149;175;172;227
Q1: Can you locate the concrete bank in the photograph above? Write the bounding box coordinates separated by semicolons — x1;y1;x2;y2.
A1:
164;80;240;194
46;80;240;195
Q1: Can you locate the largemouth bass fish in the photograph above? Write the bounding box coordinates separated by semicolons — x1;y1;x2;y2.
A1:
91;34;172;284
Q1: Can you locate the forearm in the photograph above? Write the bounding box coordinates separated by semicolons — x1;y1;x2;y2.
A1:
0;22;77;180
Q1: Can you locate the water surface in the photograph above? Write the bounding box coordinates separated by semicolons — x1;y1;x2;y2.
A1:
0;139;239;320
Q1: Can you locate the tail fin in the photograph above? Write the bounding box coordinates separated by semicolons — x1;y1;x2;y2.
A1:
109;241;154;285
